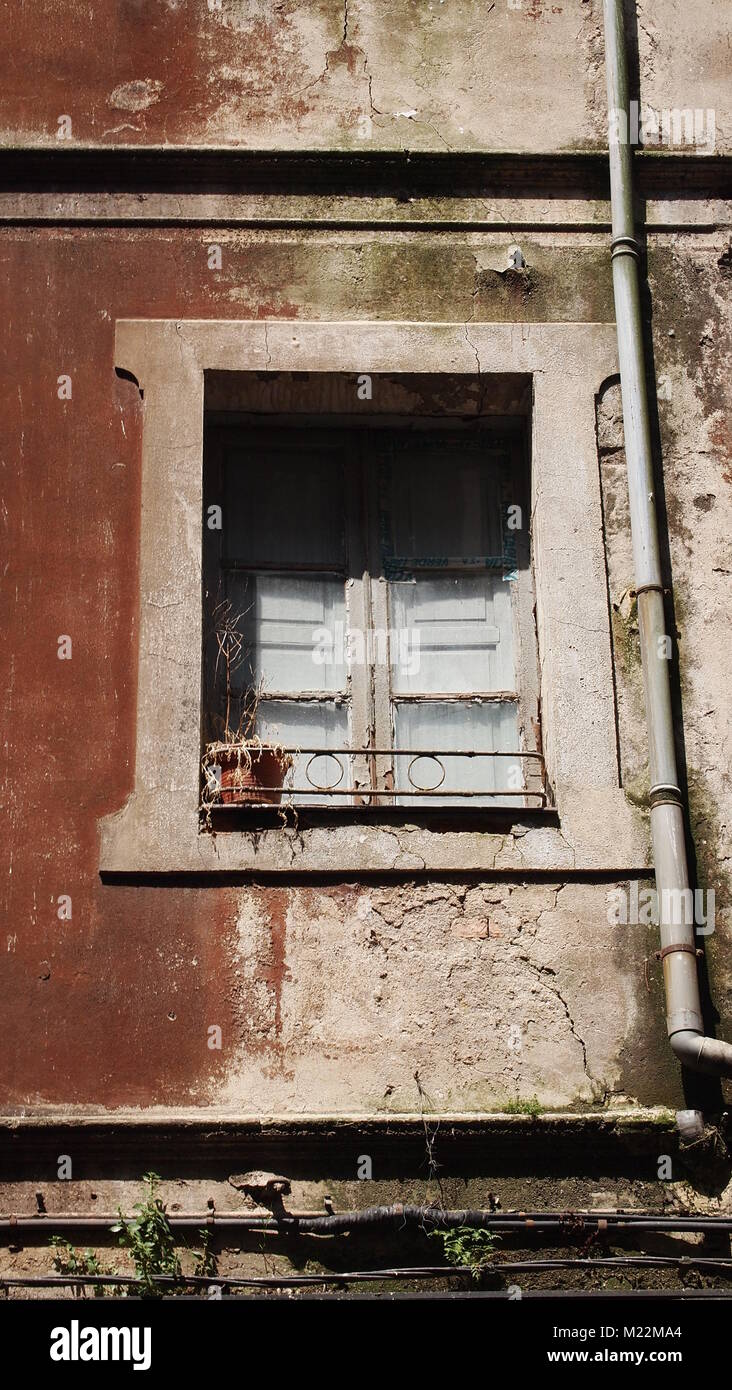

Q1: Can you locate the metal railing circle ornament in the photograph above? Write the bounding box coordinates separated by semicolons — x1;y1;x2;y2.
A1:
305;752;345;791
407;754;446;791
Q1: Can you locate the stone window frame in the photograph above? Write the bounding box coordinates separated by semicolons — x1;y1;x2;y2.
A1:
100;319;649;876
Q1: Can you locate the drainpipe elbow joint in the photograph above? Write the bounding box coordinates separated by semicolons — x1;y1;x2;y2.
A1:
671;1030;732;1079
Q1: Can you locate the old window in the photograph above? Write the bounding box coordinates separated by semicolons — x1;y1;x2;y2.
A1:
102;319;640;876
202;420;545;812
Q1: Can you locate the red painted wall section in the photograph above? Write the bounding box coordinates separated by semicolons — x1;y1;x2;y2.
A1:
0;231;305;1107
0;0;359;147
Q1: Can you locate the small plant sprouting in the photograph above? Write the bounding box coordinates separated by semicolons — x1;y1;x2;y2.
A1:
431;1226;500;1281
50;1236;107;1298
111;1171;182;1299
504;1095;543;1117
192;1227;219;1281
49;1178;216;1297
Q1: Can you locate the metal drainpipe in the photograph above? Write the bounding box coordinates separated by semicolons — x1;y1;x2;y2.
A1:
603;0;732;1077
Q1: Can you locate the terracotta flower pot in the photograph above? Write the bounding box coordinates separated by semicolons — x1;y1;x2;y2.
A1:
206;744;293;806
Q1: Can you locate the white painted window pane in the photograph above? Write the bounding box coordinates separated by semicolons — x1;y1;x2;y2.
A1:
224;448;345;566
393;700;521;808
390;574;515;694
383;449;505;563
228;574;347;693
257;699;351;807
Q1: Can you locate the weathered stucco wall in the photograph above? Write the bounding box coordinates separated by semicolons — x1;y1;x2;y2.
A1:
0;0;730;1125
648;237;732;1029
1;214;729;1114
0;0;729;153
220;880;675;1112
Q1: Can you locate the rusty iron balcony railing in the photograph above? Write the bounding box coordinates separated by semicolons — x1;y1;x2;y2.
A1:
201;747;551;810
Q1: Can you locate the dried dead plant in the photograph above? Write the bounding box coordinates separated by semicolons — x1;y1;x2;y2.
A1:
201;599;294;817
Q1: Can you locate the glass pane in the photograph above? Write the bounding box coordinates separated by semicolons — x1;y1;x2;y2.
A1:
257;699;351;807
226;573;347;693
393;700;521;808
381;446;507;567
389;573;515;694
223;445;346;567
